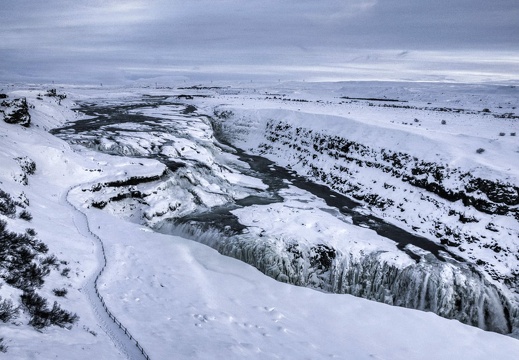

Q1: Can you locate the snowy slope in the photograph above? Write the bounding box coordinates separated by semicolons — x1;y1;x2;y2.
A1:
0;89;126;358
1;83;519;359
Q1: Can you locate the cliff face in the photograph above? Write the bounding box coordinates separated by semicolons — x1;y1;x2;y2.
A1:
213;109;519;292
262;120;518;215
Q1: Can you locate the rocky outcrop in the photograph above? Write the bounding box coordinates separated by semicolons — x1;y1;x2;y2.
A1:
1;98;31;127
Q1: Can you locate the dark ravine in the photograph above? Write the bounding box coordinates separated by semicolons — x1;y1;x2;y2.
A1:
52;96;519;335
240;118;519;286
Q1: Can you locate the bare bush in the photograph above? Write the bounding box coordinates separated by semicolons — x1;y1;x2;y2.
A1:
0;338;7;353
21;290;78;329
0;297;19;323
53;288;68;297
19;210;32;221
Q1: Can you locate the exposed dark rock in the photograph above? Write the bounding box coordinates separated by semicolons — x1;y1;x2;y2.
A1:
103;172;166;187
1;98;31;127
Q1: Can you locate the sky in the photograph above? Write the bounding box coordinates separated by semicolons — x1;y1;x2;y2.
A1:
1;0;518;84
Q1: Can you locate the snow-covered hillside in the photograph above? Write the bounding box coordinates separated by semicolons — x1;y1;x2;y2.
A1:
1;82;519;359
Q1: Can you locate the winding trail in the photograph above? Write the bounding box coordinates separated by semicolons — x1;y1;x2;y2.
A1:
63;187;151;360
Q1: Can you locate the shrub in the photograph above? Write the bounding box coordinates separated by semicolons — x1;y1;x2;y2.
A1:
21;290;78;329
16;157;36;176
0;338;7;353
0;297;19;322
30;239;48;254
19;210;32;221
60;267;71;277
52;288;68;297
46;301;78;328
20;290;47;314
6;263;49;290
17;192;29;207
25;228;37;237
0;219;54;291
42;255;60;269
0;189;17;217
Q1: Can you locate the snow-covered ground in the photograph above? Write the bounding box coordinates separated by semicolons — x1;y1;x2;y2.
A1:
202;82;519;290
1;82;519;359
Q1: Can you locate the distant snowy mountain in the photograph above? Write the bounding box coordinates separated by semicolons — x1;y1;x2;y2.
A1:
1;82;519;359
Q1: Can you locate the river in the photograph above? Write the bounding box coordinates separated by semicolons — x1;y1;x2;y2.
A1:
50;95;515;334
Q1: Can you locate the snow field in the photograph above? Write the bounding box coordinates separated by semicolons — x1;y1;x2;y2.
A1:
1;83;519;358
80;206;519;360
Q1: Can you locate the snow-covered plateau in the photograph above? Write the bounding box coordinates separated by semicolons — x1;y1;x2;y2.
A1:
0;81;518;359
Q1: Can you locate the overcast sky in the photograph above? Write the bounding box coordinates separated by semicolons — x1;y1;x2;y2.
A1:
1;0;518;84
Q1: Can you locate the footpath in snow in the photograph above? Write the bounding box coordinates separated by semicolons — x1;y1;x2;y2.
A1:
65;187;149;360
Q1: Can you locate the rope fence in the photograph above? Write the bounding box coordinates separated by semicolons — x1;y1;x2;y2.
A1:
67;194;151;360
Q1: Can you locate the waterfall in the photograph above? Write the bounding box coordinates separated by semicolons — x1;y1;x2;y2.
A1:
154;219;516;334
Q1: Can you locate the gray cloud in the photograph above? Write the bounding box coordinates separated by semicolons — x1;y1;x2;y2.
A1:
1;0;518;83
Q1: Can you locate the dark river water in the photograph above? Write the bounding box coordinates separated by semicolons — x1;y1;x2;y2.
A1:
51;97;460;262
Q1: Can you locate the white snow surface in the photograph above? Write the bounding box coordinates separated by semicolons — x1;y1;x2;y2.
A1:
0;83;518;359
